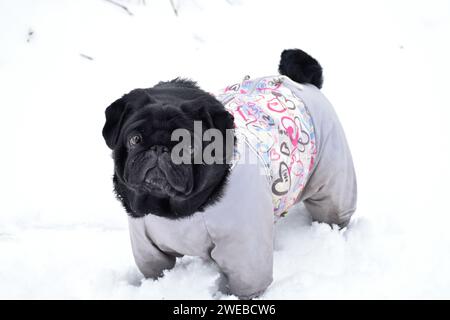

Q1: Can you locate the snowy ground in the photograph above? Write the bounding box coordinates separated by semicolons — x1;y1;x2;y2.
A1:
1;0;450;299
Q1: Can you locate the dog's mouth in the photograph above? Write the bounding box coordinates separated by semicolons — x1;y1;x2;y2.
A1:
124;150;194;198
143;167;176;196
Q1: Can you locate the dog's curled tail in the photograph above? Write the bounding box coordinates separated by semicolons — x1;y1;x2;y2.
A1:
278;49;323;89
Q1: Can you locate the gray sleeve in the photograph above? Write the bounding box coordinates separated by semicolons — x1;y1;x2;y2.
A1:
203;154;274;299
301;121;357;228
127;216;176;278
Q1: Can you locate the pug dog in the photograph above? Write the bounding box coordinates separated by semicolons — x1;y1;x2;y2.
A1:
102;49;357;299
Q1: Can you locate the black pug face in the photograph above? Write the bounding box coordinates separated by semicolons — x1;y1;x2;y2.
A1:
102;79;235;219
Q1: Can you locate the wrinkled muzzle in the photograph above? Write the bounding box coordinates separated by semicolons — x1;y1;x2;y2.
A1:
124;145;194;196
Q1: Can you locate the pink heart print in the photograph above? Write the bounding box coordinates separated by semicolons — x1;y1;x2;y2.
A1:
270;148;281;160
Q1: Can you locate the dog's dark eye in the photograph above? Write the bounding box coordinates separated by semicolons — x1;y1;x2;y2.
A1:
129;135;142;147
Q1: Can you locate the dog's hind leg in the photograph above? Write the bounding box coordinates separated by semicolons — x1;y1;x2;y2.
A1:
300;116;357;229
304;197;355;229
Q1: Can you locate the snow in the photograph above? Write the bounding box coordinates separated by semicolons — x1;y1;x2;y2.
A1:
1;0;450;299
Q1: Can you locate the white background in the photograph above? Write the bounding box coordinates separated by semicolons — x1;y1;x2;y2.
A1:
0;0;449;299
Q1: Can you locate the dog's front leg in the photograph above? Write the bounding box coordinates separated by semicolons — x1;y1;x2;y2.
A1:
207;203;274;300
202;158;275;299
128;216;176;279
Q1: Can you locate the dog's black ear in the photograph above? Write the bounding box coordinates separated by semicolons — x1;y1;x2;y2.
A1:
278;49;323;89
181;96;234;132
212;108;235;133
102;89;151;149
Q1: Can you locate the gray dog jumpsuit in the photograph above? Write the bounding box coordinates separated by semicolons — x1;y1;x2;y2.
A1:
127;75;357;299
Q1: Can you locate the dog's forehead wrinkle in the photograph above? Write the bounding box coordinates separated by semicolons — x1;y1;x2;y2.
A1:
123;118;147;135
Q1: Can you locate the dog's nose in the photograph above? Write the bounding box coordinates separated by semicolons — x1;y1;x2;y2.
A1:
150;145;169;154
